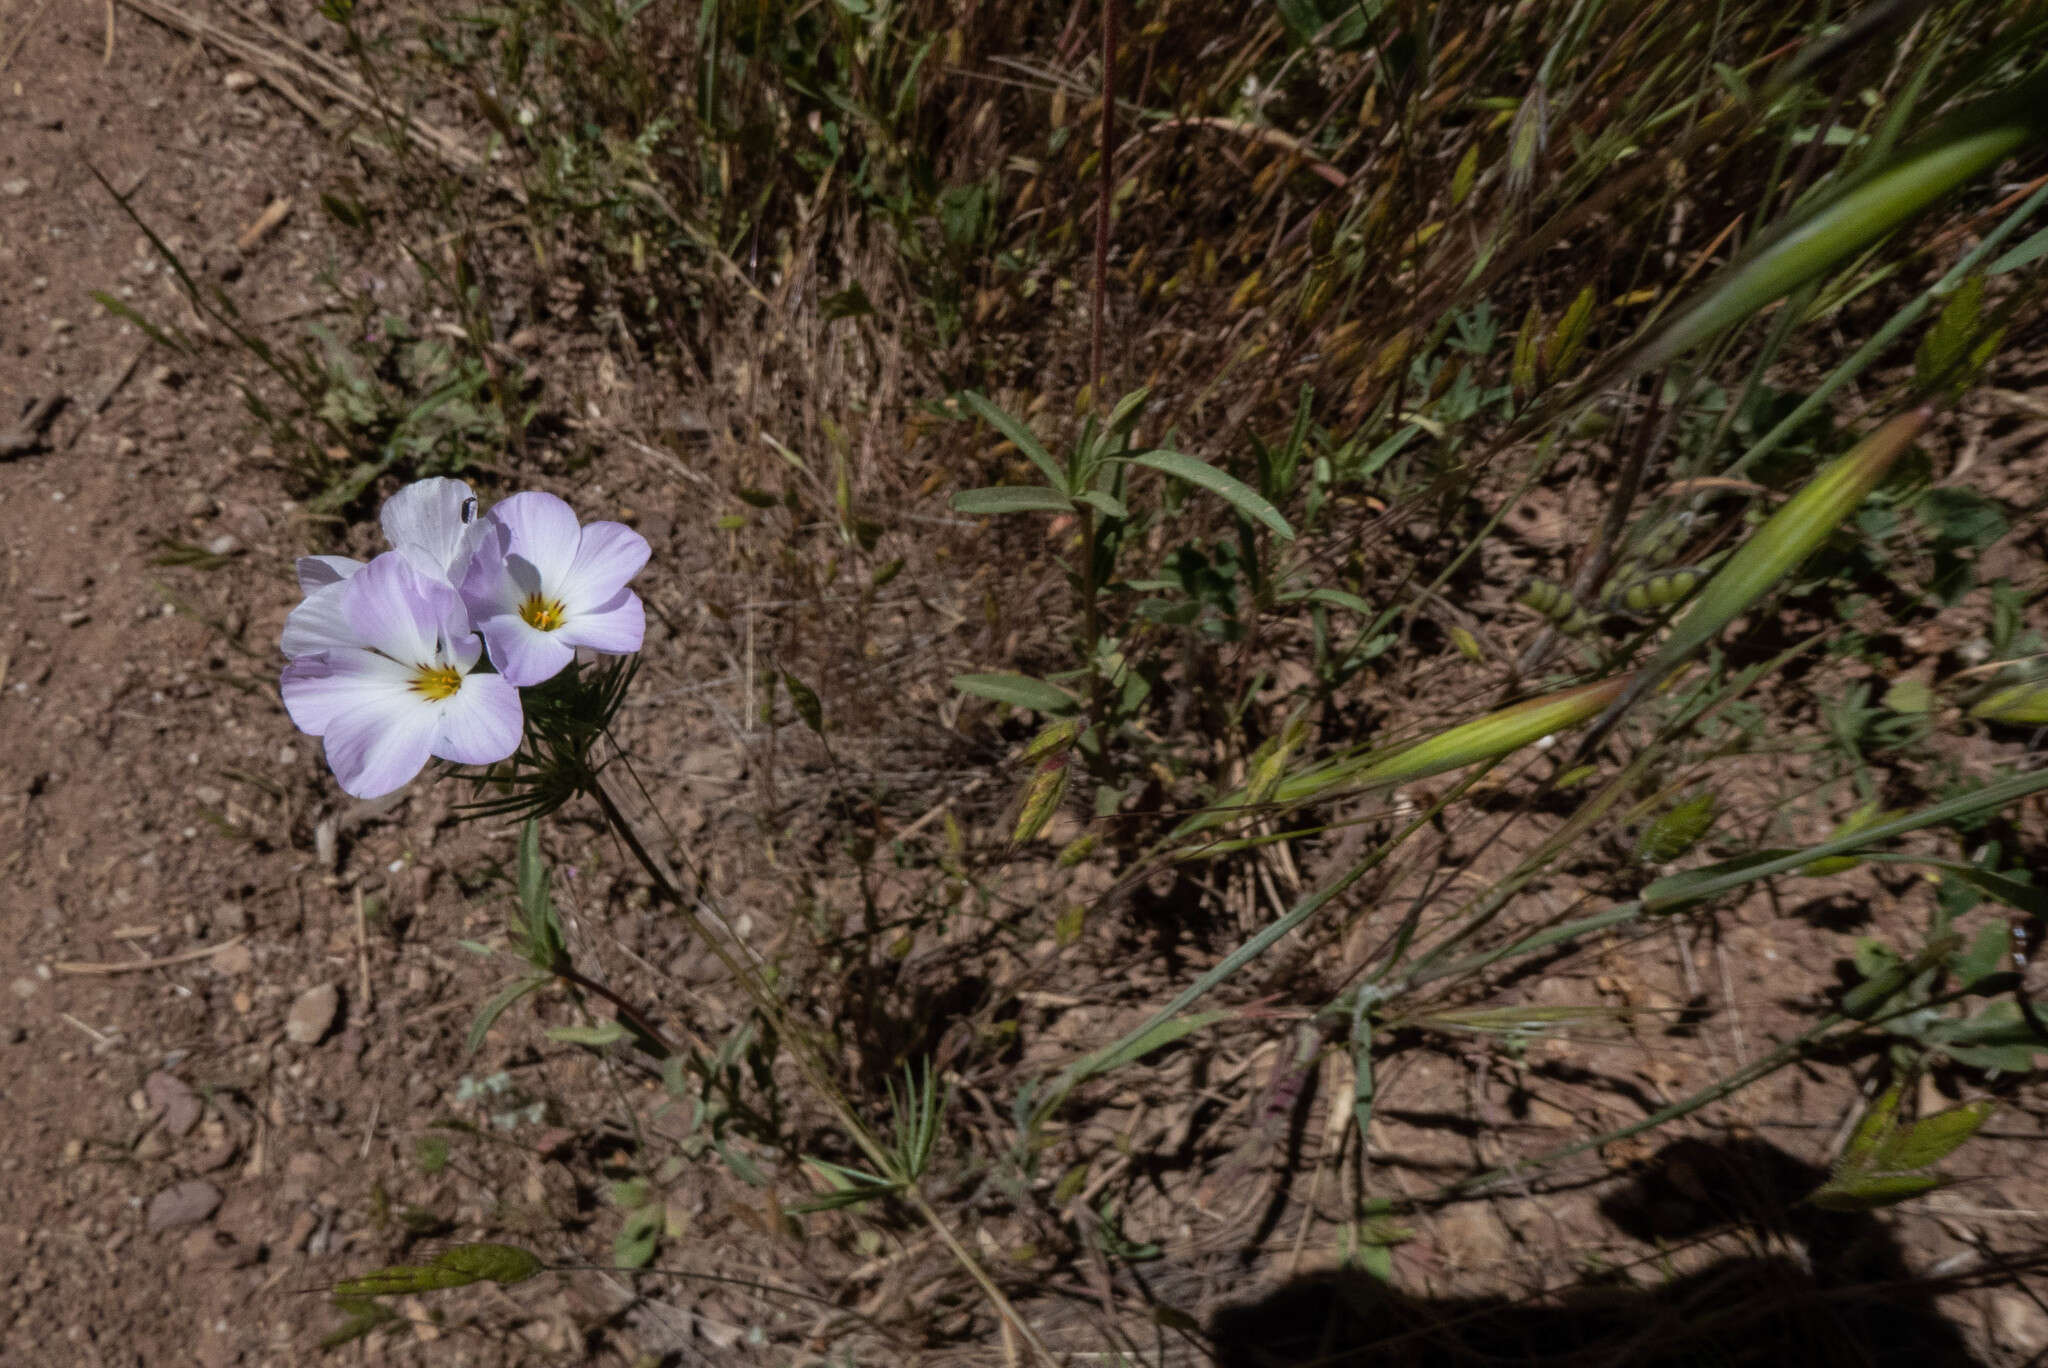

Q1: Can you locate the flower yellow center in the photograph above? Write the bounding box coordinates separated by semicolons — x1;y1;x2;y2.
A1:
520;594;566;632
410;663;463;702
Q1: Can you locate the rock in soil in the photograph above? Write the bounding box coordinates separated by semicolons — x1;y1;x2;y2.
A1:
146;1179;222;1232
285;982;339;1045
144;1071;201;1137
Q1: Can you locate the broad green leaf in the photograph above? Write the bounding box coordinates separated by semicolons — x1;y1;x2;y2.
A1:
1801;801;1891;876
1637;791;1717;864
1839;1083;1904;1172
951;486;1076;516
1925;1000;2048;1053
1873;1102;1994;1171
1970;681;2048;726
960;391;1066;491
1948;921;2012;990
951;672;1079;714
613;1203;662;1269
1124;450;1296;540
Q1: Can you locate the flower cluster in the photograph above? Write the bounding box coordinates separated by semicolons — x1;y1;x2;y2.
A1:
280;478;650;799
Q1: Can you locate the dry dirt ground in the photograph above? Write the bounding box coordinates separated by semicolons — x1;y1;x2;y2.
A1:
5;5;2048;1367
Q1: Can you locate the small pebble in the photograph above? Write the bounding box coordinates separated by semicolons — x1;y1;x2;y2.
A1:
0;178;29;198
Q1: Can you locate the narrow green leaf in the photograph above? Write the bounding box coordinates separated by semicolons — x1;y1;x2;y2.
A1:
466;974;549;1055
1450;142;1480;206
1101;385;1151;440
91;291;182;352
1125;450;1296;540
1012;757;1070;846
1809;1171;1946;1211
334;1265;472;1298
960;391;1066;491
1640;409;1930;693
1987;225;2048;275
951;486;1076;516
431;1242;545;1287
1072;488;1129;519
781;671;824;732
1643;767;2048;911
545;1021;629;1047
1632;73;2048;375
952;672;1079;714
1065;1010;1233;1081
1347;675;1629;791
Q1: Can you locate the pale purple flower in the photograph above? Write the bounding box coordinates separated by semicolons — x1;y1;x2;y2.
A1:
459;492;648;687
281;478;482;659
280;552;522;799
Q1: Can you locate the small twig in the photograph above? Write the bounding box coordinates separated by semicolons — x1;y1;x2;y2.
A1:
353;887;373;1017
54;936;245;975
0;0;55;71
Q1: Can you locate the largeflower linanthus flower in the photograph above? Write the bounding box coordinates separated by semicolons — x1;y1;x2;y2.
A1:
281;552;521;799
281;477;483;660
460;492;649;686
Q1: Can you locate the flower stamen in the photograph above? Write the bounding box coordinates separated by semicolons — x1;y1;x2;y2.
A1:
410;663;463;701
519;594;567;632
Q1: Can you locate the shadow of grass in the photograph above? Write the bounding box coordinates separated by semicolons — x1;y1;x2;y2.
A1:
1209;1136;1985;1367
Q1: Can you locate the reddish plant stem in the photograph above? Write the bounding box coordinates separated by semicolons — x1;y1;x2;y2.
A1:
1089;0;1117;395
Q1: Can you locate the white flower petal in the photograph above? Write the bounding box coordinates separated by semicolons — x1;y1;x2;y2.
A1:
281;581;358;659
485;491;582;591
558;520;650;612
558;588;644;655
458;521;525;620
478;612;576;687
381;477;480;584
323;694;441;799
342;553;453;666
431;673;523;765
281;648;414;737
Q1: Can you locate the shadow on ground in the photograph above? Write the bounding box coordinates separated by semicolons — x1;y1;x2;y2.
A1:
1209;1136;1984;1367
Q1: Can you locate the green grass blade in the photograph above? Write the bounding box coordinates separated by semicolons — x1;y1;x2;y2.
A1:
1631;71;2048;375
